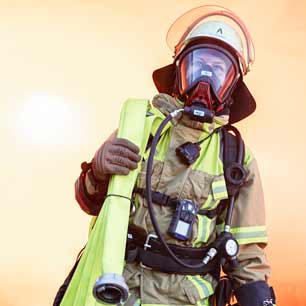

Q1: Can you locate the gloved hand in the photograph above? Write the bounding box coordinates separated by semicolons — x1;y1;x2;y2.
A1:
92;131;141;181
234;281;276;306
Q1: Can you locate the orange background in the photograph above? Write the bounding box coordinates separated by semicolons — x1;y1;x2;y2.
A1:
1;1;306;305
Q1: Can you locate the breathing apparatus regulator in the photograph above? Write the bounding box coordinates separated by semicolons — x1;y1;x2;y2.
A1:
146;5;254;271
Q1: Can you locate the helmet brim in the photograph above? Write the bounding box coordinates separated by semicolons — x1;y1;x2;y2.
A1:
152;63;256;124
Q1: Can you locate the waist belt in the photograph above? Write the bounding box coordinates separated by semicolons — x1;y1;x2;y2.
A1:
125;227;219;275
133;187;228;219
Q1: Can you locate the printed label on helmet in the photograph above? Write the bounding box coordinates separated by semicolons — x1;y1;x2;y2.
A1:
216;28;223;35
201;70;213;77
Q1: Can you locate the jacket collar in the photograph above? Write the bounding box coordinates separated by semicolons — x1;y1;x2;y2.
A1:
151;93;229;134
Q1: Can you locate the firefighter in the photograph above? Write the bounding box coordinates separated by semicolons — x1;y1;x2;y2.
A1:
74;5;276;306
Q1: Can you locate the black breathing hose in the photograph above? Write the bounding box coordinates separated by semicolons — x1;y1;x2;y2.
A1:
145;110;209;269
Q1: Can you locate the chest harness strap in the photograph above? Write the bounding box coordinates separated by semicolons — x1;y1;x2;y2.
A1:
133;187;228;219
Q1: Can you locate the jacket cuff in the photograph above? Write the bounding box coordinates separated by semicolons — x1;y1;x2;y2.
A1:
74;162;109;215
234;281;276;306
74;174;101;215
85;169;109;196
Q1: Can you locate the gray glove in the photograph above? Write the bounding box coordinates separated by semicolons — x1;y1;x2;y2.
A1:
92;131;141;181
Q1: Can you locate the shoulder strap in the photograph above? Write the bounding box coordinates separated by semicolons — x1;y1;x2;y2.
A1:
221;125;245;172
218;125;246;222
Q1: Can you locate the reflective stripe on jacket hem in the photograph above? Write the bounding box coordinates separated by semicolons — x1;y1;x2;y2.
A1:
186;275;214;299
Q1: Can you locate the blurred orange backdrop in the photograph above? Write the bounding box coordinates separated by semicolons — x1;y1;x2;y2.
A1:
1;1;306;305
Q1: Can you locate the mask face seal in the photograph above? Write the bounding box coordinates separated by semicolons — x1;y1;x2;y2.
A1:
176;44;240;112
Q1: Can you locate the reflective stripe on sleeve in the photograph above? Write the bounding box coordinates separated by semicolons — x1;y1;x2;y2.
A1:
231;226;268;244
216;224;268;244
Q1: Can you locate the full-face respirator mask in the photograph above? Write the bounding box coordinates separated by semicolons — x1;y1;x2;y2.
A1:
174;44;241;121
173;43;241;166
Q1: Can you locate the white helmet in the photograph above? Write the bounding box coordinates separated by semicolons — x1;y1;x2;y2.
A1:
167;5;255;75
186;20;243;55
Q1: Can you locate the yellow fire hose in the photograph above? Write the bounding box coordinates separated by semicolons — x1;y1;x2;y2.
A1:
60;98;160;306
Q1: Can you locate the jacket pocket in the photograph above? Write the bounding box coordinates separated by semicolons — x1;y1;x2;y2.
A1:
200;175;228;210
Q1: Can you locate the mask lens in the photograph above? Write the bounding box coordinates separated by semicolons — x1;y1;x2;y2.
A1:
179;47;239;102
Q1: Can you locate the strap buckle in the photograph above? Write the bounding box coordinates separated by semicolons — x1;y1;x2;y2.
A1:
144;233;158;250
140;233;158;269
